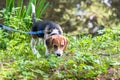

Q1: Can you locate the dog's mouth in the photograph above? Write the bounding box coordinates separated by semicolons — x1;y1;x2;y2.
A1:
56;53;62;56
50;33;58;36
54;50;63;57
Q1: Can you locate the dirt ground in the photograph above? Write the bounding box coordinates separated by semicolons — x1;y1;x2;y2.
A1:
96;67;120;80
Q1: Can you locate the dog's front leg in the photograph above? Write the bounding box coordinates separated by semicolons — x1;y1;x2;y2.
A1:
44;40;49;57
31;38;39;55
45;47;49;57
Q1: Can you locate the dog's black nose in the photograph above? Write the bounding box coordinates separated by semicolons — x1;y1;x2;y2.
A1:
57;54;61;56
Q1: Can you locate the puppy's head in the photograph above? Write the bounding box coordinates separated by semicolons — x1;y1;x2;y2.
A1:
45;35;68;56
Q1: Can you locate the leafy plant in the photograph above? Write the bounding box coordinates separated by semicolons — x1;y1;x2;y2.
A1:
1;27;120;79
1;0;49;31
0;0;120;80
5;0;49;18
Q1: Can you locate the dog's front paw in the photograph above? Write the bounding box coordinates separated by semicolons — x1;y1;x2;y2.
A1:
33;50;41;58
36;53;41;58
45;51;49;57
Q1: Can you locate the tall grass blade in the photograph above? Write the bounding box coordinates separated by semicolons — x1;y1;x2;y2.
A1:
18;0;23;7
17;0;23;18
5;0;14;24
9;0;14;12
25;0;32;17
39;2;49;18
21;6;27;18
26;0;36;17
36;0;46;18
6;0;14;13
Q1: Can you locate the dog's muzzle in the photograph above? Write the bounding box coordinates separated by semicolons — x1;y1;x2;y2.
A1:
54;49;63;56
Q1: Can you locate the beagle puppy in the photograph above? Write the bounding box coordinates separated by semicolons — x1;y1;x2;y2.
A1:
45;35;68;56
31;3;68;56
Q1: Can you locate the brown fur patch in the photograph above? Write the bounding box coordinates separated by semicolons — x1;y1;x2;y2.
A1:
45;35;68;51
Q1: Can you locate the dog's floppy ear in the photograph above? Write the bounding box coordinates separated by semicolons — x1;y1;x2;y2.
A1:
63;37;68;50
45;36;53;49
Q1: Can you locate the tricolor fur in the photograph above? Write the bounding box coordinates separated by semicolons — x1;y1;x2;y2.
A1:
30;3;68;57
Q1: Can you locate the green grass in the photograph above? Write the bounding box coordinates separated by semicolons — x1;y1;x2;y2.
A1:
0;28;120;79
0;0;120;79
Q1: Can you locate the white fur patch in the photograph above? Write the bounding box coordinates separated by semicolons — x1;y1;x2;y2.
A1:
31;38;39;54
31;3;35;13
88;21;93;29
50;29;59;35
54;48;63;56
44;40;49;56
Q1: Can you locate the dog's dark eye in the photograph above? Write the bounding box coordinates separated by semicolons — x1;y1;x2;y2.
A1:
47;31;51;34
61;45;64;48
47;29;52;34
53;45;58;49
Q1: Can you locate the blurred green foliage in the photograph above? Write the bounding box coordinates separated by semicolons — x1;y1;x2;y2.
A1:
0;0;120;79
0;27;120;79
0;0;49;30
44;0;120;33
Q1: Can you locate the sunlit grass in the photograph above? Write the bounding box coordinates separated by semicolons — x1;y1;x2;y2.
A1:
0;28;120;79
0;0;120;79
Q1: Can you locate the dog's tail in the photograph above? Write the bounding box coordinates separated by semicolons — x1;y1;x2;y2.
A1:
31;3;37;23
